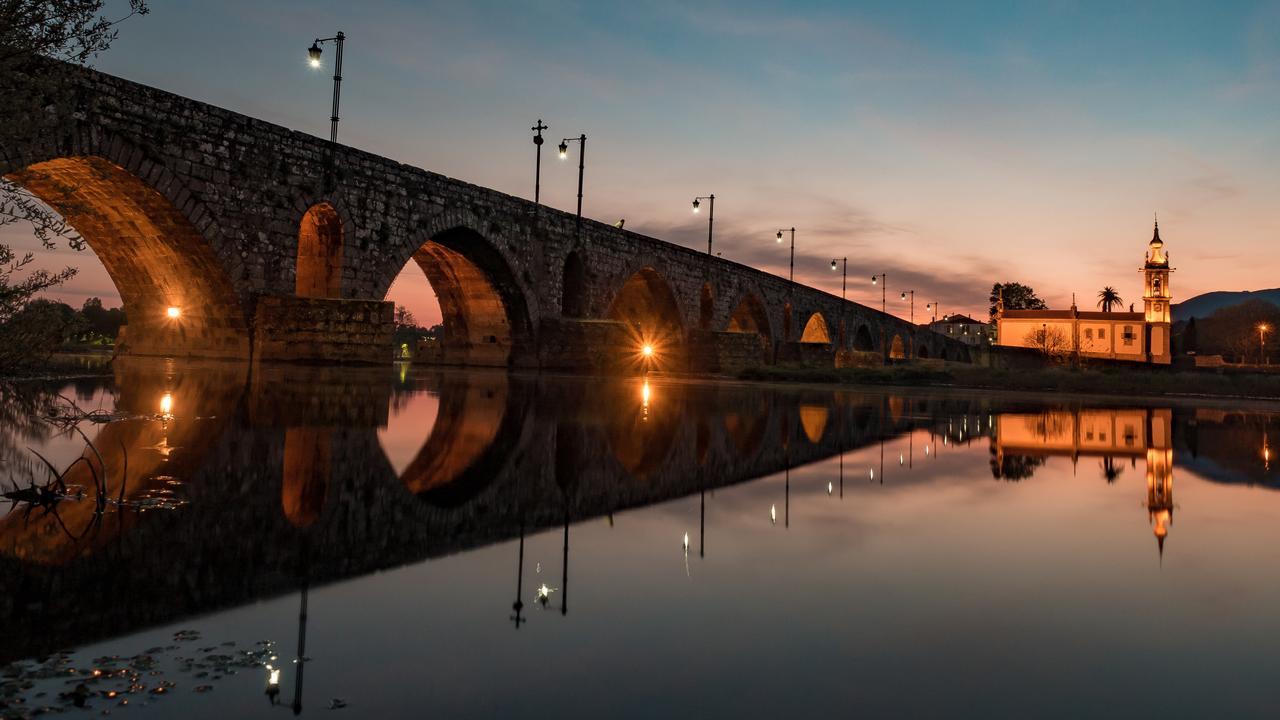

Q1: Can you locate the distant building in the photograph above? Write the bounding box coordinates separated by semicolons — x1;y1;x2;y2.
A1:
926;314;993;346
995;220;1174;364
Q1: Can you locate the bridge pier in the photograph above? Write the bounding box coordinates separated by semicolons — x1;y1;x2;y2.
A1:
251;296;393;364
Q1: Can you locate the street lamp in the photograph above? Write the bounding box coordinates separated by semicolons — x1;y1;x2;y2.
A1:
692;195;715;255
775;227;796;282
871;273;887;360
870;273;886;314
305;32;346;143
831;257;847;299
1259;323;1270;365
900;290;915;324
531;119;548;206
925;301;940;323
558;134;587;227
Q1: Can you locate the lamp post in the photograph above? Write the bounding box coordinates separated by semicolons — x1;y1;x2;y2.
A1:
871;273;887;360
925;301;940;323
1259;323;1270;365
306;32;346;143
558;134;586;227
831;257;847;299
832;257;847;347
692;195;715;255
870;273;886;314
775;227;796;282
531;119;548;206
900;290;915;324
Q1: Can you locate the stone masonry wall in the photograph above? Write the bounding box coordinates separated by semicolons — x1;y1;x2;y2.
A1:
252;296;393;364
0;64;975;366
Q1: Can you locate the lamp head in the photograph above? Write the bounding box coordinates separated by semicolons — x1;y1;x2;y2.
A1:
307;41;323;67
558;141;568;159
900;292;907;299
692;198;700;212
871;275;878;284
166;306;181;319
831;260;837;270
776;230;783;243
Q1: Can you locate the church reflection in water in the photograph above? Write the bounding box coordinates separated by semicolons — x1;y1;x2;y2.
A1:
0;358;1276;666
992;408;1176;556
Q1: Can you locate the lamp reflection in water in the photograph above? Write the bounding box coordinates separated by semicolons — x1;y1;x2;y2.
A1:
510;524;526;629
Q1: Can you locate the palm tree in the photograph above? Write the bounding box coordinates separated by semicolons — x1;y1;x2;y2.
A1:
1097;286;1123;313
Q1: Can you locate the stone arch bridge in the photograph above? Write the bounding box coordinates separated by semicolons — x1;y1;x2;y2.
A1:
2;65;973;368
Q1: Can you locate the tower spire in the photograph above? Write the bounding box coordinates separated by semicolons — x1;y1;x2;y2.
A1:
1153;212;1160;242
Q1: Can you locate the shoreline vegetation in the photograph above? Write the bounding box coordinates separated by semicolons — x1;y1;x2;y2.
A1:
735;363;1280;403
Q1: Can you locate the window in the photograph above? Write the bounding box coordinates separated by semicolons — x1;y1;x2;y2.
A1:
1084;328;1093;340
1098;328;1105;339
1122;326;1135;346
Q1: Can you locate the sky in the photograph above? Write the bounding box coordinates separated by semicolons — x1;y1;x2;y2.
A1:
6;0;1280;324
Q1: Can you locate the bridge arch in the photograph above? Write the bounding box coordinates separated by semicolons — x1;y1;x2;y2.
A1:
853;324;875;351
606;265;685;359
699;282;714;331
294;201;347;298
800;312;831;343
562;249;587;317
384;219;535;367
725;288;773;358
889;334;906;359
918;344;931;359
3;151;250;358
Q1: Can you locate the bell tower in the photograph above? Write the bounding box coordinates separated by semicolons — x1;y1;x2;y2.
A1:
1141;218;1173;363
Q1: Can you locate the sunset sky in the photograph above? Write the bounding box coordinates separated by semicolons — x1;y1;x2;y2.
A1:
7;0;1279;324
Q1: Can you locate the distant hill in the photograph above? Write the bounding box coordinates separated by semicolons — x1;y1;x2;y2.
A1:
1173;289;1280;321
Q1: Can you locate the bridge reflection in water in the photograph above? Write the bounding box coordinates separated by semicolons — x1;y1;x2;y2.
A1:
0;361;1276;665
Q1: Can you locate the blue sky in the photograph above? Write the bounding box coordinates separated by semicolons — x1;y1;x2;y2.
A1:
10;0;1279;322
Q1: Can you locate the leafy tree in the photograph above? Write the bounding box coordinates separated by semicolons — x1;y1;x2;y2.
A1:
0;0;148;370
1097;286;1123;312
989;282;1047;322
0;298;87;369
80;296;124;340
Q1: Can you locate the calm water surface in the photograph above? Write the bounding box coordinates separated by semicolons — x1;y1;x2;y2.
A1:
2;359;1279;718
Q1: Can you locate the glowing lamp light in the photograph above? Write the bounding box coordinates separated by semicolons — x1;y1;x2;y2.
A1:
692;198;701;213
831;260;838;270
770;504;777;524
776;230;783;243
827;481;833;495
558;141;569;159
869;468;875;480
166;306;181;319
871;275;878;284
307;41;322;67
160;393;173;416
682;532;690;551
642;344;654;358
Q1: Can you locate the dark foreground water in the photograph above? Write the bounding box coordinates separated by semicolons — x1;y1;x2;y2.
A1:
1;359;1279;718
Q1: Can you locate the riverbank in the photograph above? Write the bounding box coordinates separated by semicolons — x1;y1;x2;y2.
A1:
737;364;1280;402
0;352;114;382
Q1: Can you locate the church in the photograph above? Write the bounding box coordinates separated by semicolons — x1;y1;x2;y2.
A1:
995;220;1173;364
